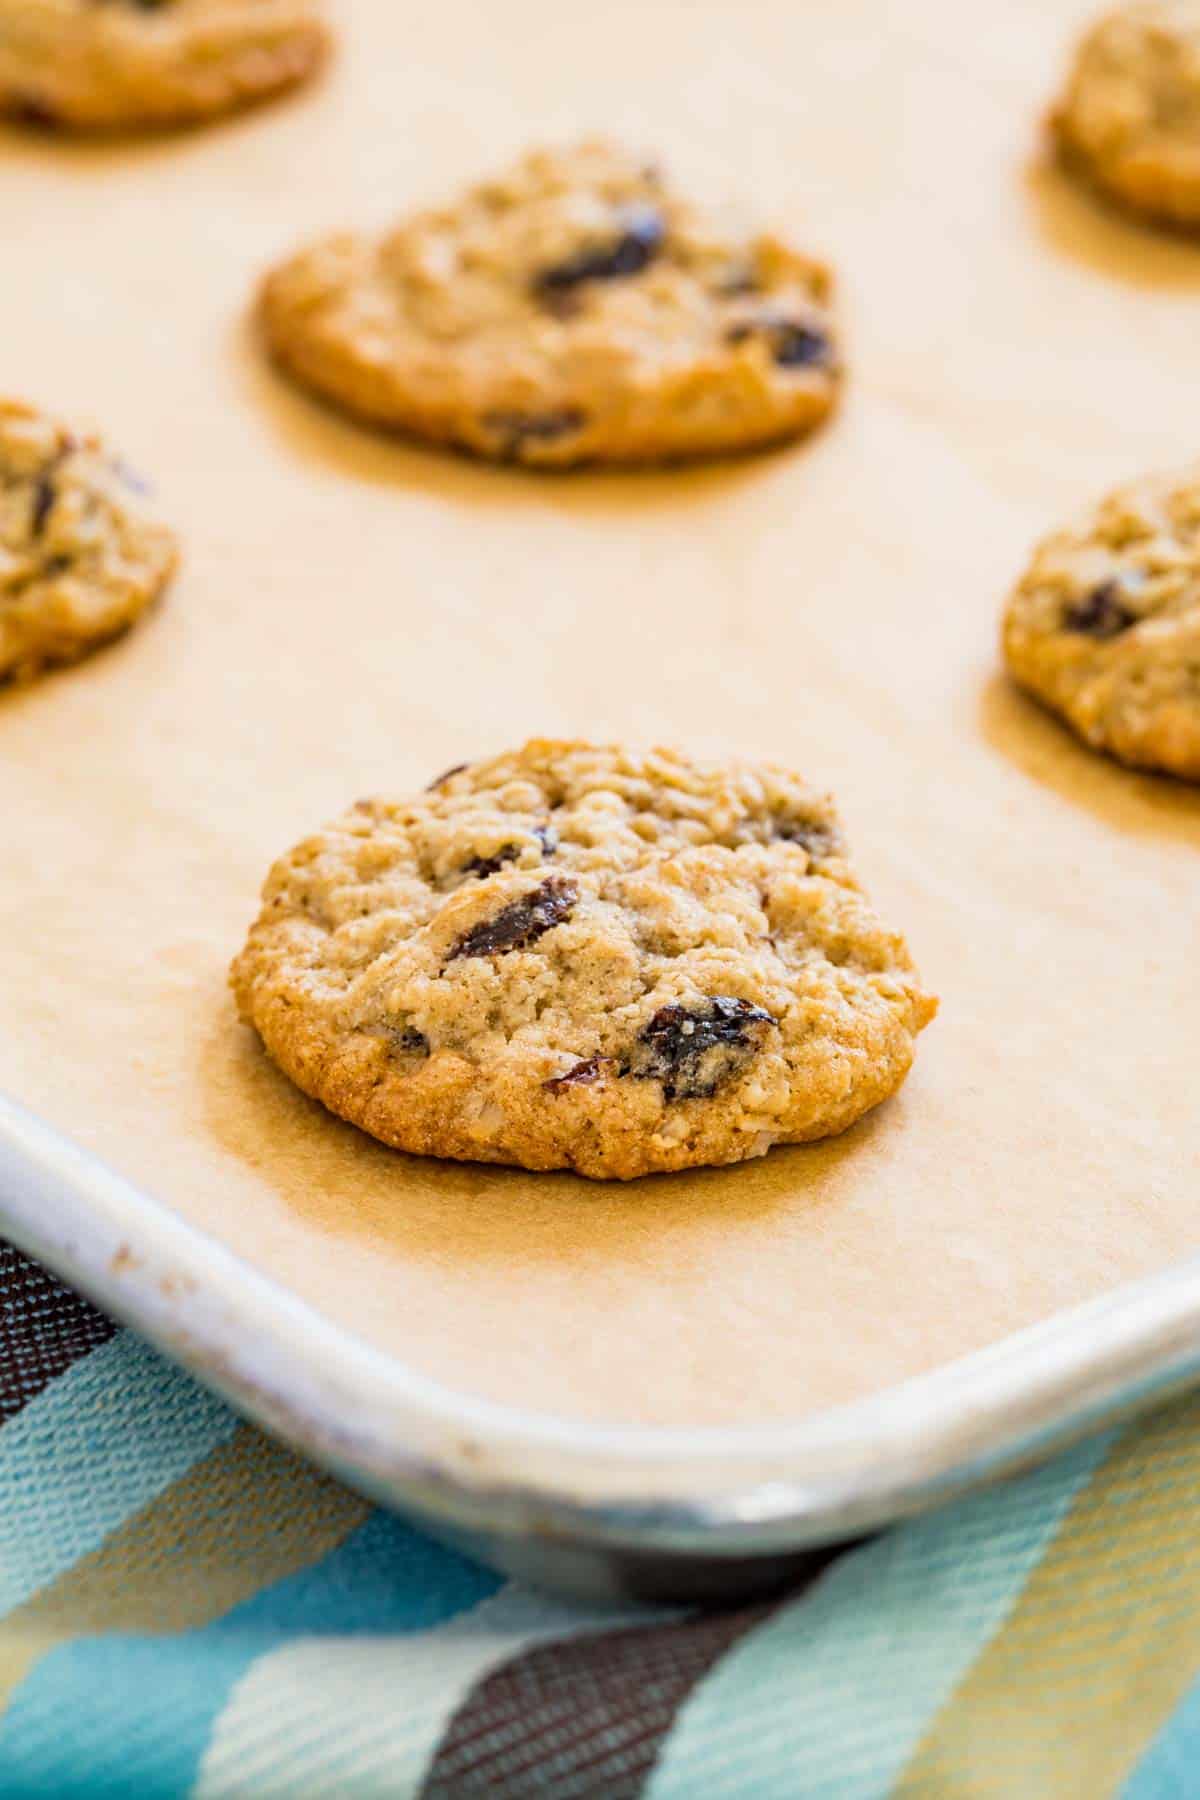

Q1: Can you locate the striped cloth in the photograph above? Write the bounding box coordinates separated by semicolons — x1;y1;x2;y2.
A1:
2;1244;1200;1798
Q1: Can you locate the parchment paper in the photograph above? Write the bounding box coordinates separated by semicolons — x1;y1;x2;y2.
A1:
2;0;1198;1429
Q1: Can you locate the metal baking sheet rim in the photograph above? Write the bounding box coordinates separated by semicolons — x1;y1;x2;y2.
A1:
4;1089;1199;1573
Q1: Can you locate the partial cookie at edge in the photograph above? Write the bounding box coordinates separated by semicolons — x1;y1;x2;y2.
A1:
0;0;330;130
1003;463;1200;779
0;398;178;685
1052;1;1200;226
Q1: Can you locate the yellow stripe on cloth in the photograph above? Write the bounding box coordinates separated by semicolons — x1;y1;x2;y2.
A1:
895;1393;1200;1799
0;1425;367;1716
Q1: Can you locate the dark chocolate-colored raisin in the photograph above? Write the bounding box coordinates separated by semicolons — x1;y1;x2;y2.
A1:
771;323;833;368
448;876;578;961
11;94;59;126
727;318;832;370
426;762;468;791
534;206;665;298
483;409;586;457
366;1022;428;1056
544;1056;608;1092
776;819;838;857
30;474;56;537
463;842;521;880
29;436;75;537
464;822;557;880
627;996;775;1101
1062;581;1137;640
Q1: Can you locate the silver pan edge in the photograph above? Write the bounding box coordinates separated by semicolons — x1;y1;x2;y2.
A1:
2;1089;1197;1604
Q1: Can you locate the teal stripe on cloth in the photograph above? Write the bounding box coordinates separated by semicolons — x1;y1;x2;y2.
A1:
1120;1672;1200;1800
647;1429;1118;1800
0;1334;234;1618
0;1510;500;1800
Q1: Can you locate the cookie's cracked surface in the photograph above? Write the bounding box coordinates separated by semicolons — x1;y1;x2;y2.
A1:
0;399;177;685
1003;464;1200;778
1053;1;1200;226
0;0;329;130
231;741;936;1180
258;140;842;466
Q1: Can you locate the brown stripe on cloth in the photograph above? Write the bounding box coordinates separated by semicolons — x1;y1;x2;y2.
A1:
0;1243;115;1422
422;1551;841;1799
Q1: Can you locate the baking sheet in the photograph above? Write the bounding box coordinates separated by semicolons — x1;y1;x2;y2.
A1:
2;0;1198;1433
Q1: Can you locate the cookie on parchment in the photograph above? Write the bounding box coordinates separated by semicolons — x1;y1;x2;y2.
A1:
0;0;329;131
0;399;177;686
231;741;936;1181
1003;465;1200;779
1053;1;1200;227
258;140;842;466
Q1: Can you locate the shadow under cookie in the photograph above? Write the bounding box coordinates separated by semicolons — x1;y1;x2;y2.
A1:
978;669;1200;846
202;1007;878;1256
233;311;816;522
1024;153;1200;292
196;1001;909;1428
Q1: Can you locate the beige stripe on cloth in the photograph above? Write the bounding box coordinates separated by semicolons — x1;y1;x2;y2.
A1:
0;1424;367;1715
895;1392;1200;1798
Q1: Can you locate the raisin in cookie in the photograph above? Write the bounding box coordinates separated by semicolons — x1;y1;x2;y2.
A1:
258;140;842;466
1053;1;1200;227
0;399;177;685
1003;466;1200;778
231;742;936;1181
0;0;329;131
